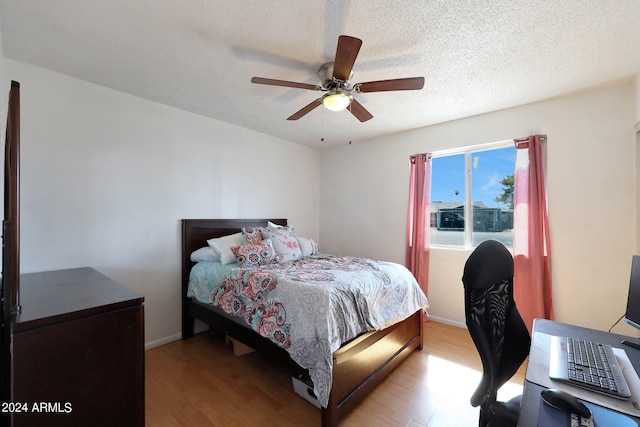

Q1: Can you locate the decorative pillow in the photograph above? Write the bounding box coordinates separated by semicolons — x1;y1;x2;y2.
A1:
231;240;277;267
296;236;319;257
207;232;243;265
260;226;302;262
190;246;221;262
241;227;266;245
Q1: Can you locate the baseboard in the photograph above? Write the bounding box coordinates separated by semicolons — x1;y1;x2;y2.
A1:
427;315;467;329
145;333;182;350
144;320;210;350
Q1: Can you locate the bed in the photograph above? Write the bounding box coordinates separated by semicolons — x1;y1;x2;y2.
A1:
181;218;428;427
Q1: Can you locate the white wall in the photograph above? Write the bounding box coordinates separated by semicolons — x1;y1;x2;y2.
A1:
321;81;638;335
5;59;320;348
636;77;640;257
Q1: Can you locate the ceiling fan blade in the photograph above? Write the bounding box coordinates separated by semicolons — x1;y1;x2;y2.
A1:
287;99;322;120
357;77;425;93
348;98;373;122
251;77;320;91
332;35;362;81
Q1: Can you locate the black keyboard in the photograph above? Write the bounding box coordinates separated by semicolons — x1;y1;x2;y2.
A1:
564;337;631;399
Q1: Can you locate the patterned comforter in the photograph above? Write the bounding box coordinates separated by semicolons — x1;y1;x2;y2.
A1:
188;254;429;407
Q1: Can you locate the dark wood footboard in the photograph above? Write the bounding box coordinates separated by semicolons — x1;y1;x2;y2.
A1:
322;310;423;426
181;218;424;427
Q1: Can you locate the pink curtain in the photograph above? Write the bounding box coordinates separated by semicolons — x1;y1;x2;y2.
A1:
406;153;431;304
513;135;553;332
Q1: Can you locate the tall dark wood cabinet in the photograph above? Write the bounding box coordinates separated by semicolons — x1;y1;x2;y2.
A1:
11;267;144;427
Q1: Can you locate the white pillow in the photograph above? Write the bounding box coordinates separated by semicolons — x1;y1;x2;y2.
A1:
296;236;319;257
267;221;286;228
207;232;243;264
190;246;221;262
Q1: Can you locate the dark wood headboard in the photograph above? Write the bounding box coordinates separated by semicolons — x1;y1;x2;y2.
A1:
180;218;287;337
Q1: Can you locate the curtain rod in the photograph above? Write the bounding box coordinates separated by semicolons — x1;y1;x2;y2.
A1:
514;134;547;145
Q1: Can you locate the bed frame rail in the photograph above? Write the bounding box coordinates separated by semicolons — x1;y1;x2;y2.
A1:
323;311;423;426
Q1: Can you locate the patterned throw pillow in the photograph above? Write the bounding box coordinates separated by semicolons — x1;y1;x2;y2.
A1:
231;240;278;267
260;226;302;262
241;227;266;245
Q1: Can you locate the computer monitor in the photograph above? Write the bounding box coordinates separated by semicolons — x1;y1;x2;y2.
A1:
624;255;640;331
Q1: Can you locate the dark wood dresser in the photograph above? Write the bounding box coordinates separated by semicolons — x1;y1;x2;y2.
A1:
10;267;144;427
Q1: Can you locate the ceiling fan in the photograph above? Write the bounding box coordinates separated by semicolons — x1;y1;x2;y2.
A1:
251;35;425;122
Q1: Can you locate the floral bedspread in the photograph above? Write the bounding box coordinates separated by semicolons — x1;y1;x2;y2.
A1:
198;254;429;408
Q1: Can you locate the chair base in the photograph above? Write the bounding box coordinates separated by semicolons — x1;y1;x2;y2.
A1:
479;395;521;427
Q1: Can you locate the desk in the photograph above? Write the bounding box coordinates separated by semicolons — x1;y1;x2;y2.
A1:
519;319;640;426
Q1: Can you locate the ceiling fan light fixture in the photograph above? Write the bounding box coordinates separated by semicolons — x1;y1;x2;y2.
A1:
322;92;352;112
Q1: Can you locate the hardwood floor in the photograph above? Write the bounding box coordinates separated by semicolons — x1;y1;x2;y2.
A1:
145;321;527;426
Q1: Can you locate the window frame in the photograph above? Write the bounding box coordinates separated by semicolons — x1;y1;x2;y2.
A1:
430;139;514;249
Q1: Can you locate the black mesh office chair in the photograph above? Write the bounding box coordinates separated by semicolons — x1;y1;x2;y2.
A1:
462;240;531;427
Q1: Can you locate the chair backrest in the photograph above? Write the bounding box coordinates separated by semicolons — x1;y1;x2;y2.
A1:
462;240;531;408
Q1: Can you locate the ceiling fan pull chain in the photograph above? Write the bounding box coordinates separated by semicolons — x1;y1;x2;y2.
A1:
321;104;325;143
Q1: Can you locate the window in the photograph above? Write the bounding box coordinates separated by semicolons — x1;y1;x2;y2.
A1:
430;143;515;248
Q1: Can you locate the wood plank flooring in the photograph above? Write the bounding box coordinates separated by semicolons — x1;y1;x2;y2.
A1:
145;321;527;426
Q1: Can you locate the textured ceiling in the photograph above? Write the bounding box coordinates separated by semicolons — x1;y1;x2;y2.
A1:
2;0;640;148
